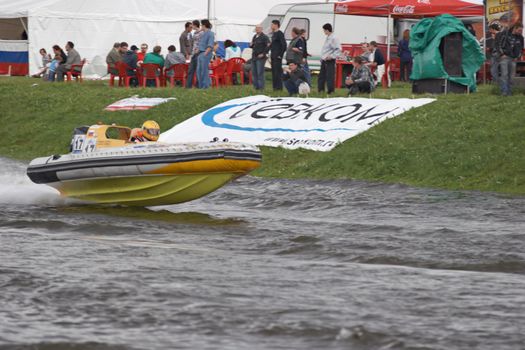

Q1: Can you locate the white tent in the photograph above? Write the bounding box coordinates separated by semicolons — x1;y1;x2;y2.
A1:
0;0;325;78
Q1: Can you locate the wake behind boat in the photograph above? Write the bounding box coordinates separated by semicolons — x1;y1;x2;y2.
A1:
26;123;261;206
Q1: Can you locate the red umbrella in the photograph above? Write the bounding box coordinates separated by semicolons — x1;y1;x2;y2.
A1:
334;0;484;18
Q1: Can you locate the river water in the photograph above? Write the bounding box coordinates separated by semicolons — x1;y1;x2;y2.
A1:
1;157;524;350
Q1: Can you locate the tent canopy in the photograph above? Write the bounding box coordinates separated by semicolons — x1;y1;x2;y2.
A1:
0;0;324;76
334;0;484;18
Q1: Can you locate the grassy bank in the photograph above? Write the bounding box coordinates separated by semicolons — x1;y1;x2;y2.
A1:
1;77;524;194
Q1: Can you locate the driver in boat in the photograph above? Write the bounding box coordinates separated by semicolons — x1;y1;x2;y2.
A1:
129;120;160;142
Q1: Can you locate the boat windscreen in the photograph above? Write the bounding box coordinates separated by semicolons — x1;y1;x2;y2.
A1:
106;127;131;141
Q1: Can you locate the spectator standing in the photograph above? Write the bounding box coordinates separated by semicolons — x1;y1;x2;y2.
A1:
106;42;121;75
318;23;341;94
250;24;270;90
137;43;148;64
300;29;311;85
56;41;81;82
345;56;374;96
196;19;215;89
282;61;307;96
186;20;202;88
369;41;386;87
123;44;139;87
270;20;286;91
486;23;502;84
179;22;193;60
398;29;412;82
495;22;524;96
285;27;304;65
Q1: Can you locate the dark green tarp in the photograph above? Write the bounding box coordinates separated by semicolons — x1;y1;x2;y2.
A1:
409;14;485;91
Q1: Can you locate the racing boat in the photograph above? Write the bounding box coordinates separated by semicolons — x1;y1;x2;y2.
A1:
26;124;261;206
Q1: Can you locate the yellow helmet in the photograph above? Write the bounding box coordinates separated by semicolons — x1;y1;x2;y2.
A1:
142;120;160;141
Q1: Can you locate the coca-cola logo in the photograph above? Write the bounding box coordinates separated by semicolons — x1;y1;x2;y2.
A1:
393;5;416;14
335;4;348;13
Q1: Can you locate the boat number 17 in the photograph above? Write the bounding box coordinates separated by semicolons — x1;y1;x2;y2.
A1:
84;138;97;153
71;135;86;153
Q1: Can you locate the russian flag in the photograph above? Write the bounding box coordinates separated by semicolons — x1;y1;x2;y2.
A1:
0;41;28;76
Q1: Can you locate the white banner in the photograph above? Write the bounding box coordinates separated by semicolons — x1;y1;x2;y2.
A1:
105;97;176;111
160;96;435;151
0;40;28;52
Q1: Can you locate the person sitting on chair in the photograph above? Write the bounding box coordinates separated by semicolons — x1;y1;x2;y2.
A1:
32;48;52;78
345;56;374;96
56;41;81;82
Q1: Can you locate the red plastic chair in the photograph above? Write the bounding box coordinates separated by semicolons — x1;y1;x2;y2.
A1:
66;58;86;82
108;63;120;86
164;63;188;87
389;58;401;82
140;63;161;87
225;57;246;85
117;61;137;88
209;61;228;87
210;58;222;68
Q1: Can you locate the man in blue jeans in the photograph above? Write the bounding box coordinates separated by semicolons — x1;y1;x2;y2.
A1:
250;24;270;90
196;19;215;89
186;20;201;88
495;22;524;96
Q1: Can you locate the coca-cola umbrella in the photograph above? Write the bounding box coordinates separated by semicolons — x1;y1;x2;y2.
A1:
334;0;484;60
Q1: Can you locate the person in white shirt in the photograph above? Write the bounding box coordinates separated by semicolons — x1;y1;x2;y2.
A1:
224;39;241;60
224;39;242;84
318;23;341;94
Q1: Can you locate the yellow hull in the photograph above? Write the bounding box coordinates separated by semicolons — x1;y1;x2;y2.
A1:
54;172;240;206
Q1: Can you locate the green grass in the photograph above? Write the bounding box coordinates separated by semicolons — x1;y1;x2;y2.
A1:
1;76;524;194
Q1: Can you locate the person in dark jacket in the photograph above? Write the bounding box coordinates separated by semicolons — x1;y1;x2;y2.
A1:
250;24;270;90
345;56;374;96
285;27;304;65
270;20;286;91
368;41;385;87
179;21;193;60
486;23;502;84
495;22;524;96
398;29;412;81
282;61;307;95
123;44;139;87
300;29;311;85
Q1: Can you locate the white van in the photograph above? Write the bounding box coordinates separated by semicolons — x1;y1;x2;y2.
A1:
261;2;392;70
